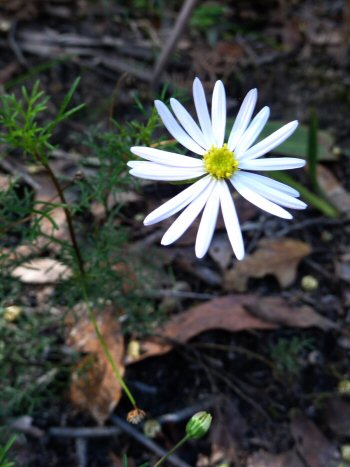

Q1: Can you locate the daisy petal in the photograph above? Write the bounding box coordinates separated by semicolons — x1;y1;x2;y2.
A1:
218;181;245;260
211;80;226;147
155;100;206;155
129;162;205;181
161;180;215;245
144;175;212;225
235;106;270;158
231;176;292;219
193;77;215;147
236;172;306;209
241;120;299;161
195;183;220;258
130;146;204;167
239;157;305;171
170;98;209;150
238;172;300;197
228;89;257;151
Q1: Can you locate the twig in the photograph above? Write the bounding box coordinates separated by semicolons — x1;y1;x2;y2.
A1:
158;397;216;424
49;426;121;438
8;21;28;67
111;416;191;467
76;438;87;467
152;0;198;87
0;156;41;190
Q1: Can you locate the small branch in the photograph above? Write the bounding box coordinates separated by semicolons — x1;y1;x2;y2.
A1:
151;0;198;87
41;158;85;276
49;426;121;438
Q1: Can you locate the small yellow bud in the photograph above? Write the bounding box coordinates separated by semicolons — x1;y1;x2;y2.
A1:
186;411;212;439
301;275;318;291
144;419;161;438
4;305;22;322
338;380;350;395
342;445;350;462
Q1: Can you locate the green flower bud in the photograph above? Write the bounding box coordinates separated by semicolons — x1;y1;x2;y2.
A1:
186;411;212;439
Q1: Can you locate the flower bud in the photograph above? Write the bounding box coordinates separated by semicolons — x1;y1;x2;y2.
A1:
186;411;212;439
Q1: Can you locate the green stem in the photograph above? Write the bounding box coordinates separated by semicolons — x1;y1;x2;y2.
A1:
153;434;191;467
80;284;137;408
40;153;138;410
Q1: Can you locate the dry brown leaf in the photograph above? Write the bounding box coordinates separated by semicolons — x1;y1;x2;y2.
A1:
127;295;336;363
67;309;124;425
246;296;337;331
317;164;350;217
11;257;72;284
290;412;339;467
224;238;312;292
127;295;277;363
247;450;304;467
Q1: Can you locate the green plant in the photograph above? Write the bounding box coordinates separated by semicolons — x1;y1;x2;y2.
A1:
269;336;314;376
0;435;16;467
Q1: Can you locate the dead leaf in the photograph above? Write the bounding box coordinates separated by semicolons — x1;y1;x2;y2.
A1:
224;238;311;292
323;398;350;437
127;295;336;363
317;165;350;217
209;234;233;270
127;295;277;362
290;412;339;467
246;296;337;331
12;257;72;284
67;309;125;425
247;450;304;467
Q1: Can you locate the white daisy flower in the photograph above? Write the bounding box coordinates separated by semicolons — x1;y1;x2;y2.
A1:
128;78;306;260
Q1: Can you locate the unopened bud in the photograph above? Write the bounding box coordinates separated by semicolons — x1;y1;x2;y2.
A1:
301;275;318;291
186;411;212;439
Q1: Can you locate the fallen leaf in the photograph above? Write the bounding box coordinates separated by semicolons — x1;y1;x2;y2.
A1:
290;412;339;467
224;238;311;292
209;233;233;270
317;164;350;217
323;398;350;437
12;258;72;284
67;308;125;425
246;296;337;331
127;295;337;363
126;295;277;362
247;450;304;467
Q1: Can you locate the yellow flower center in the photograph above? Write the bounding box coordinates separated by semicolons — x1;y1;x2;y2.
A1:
204;144;239;180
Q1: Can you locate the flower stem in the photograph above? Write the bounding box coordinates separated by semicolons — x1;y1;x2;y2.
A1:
80;284;137;408
153;434;191;467
41;154;138;410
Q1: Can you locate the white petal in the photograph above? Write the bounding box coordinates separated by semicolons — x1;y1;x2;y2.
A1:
237;171;300;197
228;89;257;151
155;100;206;155
239;157;305;171
218;181;245;260
144;175;212;225
195;183;220;258
130;146;204;167
129;163;205;181
231;176;292;219
235;172;306;210
193;77;215;147
241;121;299;161
211;80;226;147
235;106;270;159
161;180;215;245
170;98;209;150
